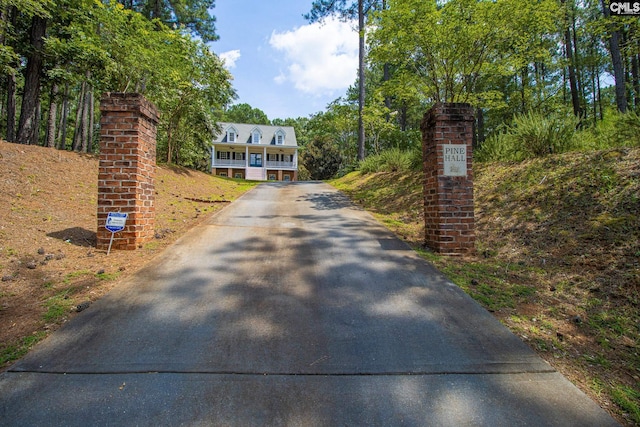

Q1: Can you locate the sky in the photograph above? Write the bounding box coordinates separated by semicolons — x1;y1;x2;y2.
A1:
210;0;359;121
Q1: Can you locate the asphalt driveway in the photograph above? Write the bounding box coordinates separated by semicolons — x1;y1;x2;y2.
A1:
0;182;618;426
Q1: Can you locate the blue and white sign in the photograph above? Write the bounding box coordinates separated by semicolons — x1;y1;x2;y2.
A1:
105;212;128;233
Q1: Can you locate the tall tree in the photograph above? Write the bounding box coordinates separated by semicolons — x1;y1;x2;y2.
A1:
127;0;218;42
223;103;269;124
600;0;627;112
306;0;380;161
16;14;46;144
561;0;583;118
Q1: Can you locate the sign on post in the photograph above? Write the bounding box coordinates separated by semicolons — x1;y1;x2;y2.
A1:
442;144;467;177
105;212;128;255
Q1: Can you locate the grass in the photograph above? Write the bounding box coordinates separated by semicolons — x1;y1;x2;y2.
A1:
43;291;74;323
330;147;640;425
0;332;47;366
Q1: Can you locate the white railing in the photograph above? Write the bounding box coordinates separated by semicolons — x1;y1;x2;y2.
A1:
214;159;246;167
265;161;296;169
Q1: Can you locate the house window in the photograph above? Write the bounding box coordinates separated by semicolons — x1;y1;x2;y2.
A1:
234;173;243;179
283;175;291;182
218;151;229;160
268;154;278;161
252;130;261;144
268;174;277;180
227;131;236;143
219;172;227;177
276;134;284;145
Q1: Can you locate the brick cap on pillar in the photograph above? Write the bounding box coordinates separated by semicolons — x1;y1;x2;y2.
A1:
421;102;475;131
100;92;160;125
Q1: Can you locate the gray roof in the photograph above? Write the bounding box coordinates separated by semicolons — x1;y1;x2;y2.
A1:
213;122;298;147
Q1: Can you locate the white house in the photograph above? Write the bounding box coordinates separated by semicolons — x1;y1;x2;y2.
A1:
211;122;298;181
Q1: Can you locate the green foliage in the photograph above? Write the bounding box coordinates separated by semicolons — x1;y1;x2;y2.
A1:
358;154;382;174
126;0;219;43
223;103;270;125
301;137;342;180
43;291;73;323
358;147;420;174
0;331;47;367
370;0;559;104
476;110;579;162
305;102;359;171
587;110;640;149
2;0;234;169
611;384;640;424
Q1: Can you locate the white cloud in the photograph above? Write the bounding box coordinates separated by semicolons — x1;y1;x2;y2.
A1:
269;17;358;95
219;50;241;69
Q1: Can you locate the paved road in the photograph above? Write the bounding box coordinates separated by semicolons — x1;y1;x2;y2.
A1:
0;182;618;426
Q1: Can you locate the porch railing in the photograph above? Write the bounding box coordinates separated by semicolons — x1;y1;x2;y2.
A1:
265;161;296;168
214;159;297;169
214;159;246;167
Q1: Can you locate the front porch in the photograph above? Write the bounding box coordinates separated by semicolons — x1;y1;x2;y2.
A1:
211;144;298;181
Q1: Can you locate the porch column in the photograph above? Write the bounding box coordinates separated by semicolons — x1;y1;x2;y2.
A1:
245;146;249;167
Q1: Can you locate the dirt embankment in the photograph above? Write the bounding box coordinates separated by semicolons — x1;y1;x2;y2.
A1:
0;141;254;367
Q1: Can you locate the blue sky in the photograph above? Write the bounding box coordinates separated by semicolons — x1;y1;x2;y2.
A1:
210;1;359;121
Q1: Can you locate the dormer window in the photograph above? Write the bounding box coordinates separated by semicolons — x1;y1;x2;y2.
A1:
275;129;285;145
252;129;261;144
226;126;238;143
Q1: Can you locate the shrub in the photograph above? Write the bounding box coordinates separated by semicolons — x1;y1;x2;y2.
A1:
477;110;579;162
358;154;383;173
301;137;342;180
597;110;640;148
380;148;413;172
358;148;419;174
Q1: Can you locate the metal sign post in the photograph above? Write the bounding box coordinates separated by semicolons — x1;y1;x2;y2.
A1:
105;212;128;255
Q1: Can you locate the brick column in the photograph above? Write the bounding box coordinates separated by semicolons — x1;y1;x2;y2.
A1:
421;103;475;255
97;93;159;251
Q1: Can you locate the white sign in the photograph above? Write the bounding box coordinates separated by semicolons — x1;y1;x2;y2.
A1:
443;144;467;177
105;212;128;256
105;212;128;233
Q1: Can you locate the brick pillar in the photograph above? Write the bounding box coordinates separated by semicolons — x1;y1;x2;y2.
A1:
97;93;159;251
421;103;475;255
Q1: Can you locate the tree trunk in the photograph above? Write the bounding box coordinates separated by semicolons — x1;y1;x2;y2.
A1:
3;6;17;142
601;0;627;112
46;83;59;148
16;15;47;145
166;126;173;164
399;104;407;132
630;37;639;109
88;86;94;152
476;107;485;146
597;71;603;120
562;0;581;117
357;0;365;161
58;83;70;149
572;12;584;111
81;80;91;152
72;82;85;151
6;72;16;141
565;31;581;117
